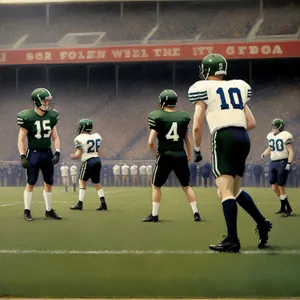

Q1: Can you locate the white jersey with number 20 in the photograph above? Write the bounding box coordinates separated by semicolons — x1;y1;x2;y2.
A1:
74;133;102;162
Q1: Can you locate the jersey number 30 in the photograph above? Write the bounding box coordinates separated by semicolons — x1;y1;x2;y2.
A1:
166;122;179;142
87;138;101;153
216;87;244;110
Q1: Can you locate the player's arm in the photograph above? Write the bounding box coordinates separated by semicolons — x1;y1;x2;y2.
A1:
71;138;83;159
18;127;28;156
286;143;294;166
148;129;158;158
98;146;103;158
192;101;206;148
184;132;192;161
244;104;256;131
51;126;61;165
261;146;271;160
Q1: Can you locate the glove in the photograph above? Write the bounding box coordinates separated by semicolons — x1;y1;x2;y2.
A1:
285;163;291;172
52;151;60;165
194;150;203;163
20;154;29;169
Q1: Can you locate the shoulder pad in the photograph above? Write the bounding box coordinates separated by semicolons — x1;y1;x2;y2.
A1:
188;81;209;103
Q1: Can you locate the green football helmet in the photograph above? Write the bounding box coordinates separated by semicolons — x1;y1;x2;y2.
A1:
272;118;285;133
78;118;93;134
31;88;53;111
158;89;177;109
200;54;228;80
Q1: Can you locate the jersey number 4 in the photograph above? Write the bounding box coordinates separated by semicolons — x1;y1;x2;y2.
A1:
216;87;244;110
34;120;51;139
87;138;101;153
166;122;179;142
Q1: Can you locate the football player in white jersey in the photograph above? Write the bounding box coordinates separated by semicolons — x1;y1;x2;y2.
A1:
70;119;107;211
189;53;271;253
261;118;294;217
70;164;78;192
60;163;69;192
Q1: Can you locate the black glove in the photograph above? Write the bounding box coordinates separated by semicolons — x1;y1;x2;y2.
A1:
194;150;203;163
20;154;29;169
52;151;60;165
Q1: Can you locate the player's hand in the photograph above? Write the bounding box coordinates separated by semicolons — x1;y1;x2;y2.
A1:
285;163;291;172
52;151;60;165
187;155;192;162
194;150;203;163
71;154;76;159
261;153;265;160
20;154;29;169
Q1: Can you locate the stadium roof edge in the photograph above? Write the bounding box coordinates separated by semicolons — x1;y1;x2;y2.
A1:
0;0;247;4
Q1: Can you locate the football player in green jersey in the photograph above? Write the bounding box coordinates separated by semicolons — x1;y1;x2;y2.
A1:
17;88;62;221
142;89;201;222
189;54;271;252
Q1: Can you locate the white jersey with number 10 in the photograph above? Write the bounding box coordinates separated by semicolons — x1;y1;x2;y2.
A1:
74;133;102;162
188;79;252;134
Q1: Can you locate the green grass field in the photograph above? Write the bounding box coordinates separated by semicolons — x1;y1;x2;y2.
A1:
0;186;300;298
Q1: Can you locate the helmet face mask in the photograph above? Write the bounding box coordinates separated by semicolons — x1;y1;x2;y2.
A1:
31;88;54;112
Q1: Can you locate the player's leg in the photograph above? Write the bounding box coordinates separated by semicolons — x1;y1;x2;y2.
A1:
71;161;89;210
92;159;107;211
173;153;201;222
142;155;171;222
277;162;292;216
62;176;68;192
41;152;62;220
72;175;77;192
23;150;40;221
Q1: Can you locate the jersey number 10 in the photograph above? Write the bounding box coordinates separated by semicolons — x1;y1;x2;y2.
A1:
216;87;244;110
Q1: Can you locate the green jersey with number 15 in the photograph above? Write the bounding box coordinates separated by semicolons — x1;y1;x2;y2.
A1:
148;110;190;154
17;109;59;149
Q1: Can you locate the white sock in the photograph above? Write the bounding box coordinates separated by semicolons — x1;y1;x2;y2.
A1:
280;194;287;201
152;202;160;216
79;188;86;202
43;190;52;212
190;201;198;214
24;190;32;210
97;189;105;199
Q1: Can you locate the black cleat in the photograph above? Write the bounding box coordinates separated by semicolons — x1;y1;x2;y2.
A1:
209;236;240;253
24;209;33;221
45;209;62;220
142;214;159;222
70;202;83;210
256;219;272;249
194;212;201;222
96;203;107;211
283;209;292;217
275;208;286;214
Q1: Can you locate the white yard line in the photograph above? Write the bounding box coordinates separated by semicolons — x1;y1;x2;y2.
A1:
0;249;300;255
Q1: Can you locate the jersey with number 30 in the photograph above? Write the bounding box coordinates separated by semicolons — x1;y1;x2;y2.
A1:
267;131;293;161
74;133;102;162
148;110;190;154
188;79;251;134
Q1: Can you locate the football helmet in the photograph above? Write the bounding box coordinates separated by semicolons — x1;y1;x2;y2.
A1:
31;88;53;111
271;118;284;134
158;89;177;109
78;118;93;134
200;54;227;80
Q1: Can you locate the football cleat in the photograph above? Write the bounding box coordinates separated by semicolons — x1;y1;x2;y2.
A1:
194;212;201;222
142;214;159;222
275;208;286;214
256;219;272;249
96;203;107;211
209;236;240;253
70;202;83;211
283;209;292;217
24;209;33;221
45;209;62;220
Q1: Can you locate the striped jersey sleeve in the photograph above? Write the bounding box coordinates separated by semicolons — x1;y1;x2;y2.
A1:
247;88;252;102
16;110;29;129
74;137;83;149
188;83;208;103
148;113;157;130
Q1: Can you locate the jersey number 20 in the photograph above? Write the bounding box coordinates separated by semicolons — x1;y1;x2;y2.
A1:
87;138;101;153
216;87;244;110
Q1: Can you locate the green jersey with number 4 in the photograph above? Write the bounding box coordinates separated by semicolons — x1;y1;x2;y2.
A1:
148;110;190;154
17;109;59;149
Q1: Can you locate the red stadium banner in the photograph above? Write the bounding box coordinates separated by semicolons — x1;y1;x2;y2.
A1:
0;41;299;65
